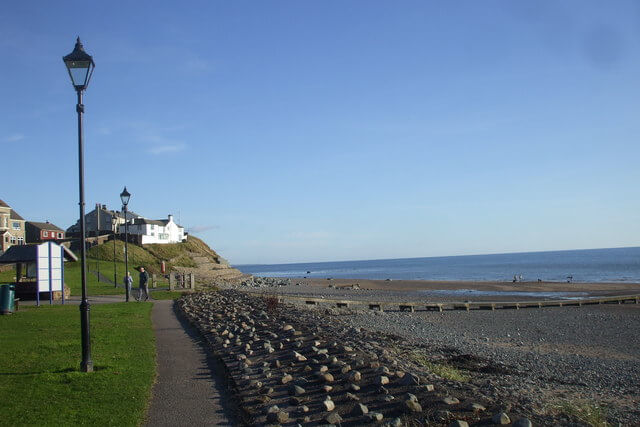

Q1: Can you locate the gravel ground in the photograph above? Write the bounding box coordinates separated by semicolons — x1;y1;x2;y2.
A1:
342;305;640;419
218;281;640;424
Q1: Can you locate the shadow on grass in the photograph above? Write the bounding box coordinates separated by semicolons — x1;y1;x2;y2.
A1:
0;365;111;375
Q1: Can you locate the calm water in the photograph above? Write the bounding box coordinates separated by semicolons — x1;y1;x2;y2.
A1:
236;247;640;283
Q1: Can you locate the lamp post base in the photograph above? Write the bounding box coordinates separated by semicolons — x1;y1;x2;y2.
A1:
79;300;93;372
80;361;94;373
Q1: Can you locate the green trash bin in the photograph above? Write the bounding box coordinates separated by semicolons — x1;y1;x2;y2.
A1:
1;284;15;315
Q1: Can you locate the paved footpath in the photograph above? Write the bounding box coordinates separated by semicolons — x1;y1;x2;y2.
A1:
145;299;237;426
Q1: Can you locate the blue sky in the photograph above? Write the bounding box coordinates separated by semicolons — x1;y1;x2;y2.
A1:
2;1;640;264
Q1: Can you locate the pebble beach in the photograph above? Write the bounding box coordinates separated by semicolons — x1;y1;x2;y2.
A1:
183;277;640;425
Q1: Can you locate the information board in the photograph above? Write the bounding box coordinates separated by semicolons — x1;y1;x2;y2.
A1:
37;242;63;292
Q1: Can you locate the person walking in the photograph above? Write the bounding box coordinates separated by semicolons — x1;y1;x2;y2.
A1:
123;271;133;298
138;266;150;301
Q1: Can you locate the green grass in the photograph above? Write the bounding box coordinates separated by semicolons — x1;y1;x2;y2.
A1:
551;401;609;427
88;240;159;272
150;290;186;300
0;302;155;426
63;258;169;297
0;267;15;282
64;258;128;296
408;351;471;382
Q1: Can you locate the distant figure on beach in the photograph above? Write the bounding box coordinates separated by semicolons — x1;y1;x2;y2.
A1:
567;275;573;283
513;275;518;283
519;274;523;282
537;278;542;283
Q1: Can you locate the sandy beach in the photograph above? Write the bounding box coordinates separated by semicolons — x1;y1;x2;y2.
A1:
239;277;640;304
291;277;640;294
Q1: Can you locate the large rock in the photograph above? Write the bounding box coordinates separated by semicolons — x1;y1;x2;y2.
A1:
323;399;335;411
400;373;420;386
492;412;511;425
353;403;369;416
348;371;362;382
404;399;422;413
325;412;342;424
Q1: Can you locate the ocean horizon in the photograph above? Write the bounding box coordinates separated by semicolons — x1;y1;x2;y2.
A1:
235;246;640;283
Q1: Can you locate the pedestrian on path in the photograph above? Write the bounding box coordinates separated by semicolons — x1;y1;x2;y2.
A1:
124;271;133;297
138;266;150;301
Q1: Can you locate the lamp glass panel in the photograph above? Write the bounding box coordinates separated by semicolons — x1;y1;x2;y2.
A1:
66;60;91;86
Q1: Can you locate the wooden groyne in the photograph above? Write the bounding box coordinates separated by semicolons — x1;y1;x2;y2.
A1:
250;292;640;312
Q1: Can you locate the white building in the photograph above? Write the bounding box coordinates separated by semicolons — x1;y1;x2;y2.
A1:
119;214;186;244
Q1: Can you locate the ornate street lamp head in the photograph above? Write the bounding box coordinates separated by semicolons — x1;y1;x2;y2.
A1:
63;37;95;91
120;186;131;206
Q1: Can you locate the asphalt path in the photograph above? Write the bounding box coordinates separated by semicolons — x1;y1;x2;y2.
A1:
144;299;238;426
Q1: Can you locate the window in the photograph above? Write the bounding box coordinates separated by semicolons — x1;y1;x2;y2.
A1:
159;233;169;240
150;224;155;230
43;231;49;238
150;232;155;236
12;222;20;230
10;236;16;244
17;237;24;245
58;232;63;238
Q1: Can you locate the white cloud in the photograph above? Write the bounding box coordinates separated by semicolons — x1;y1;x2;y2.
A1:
3;133;25;142
188;225;220;233
148;143;187;155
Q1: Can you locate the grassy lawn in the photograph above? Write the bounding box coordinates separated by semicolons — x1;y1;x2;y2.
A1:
64;258;128;296
0;268;14;282
149;290;187;300
0;302;155;426
64;258;169;297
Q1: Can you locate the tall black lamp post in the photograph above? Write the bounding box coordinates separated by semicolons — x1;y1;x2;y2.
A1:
63;37;95;373
120;187;131;302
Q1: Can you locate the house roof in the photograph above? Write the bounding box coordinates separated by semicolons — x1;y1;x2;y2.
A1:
27;221;64;232
0;243;78;264
111;209;141;219
132;218;165;226
0;200;25;220
9;210;24;221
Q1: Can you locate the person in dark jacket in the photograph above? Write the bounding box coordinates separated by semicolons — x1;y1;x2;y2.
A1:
138;266;150;301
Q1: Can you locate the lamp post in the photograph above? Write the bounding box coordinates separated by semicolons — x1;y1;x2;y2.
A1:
120;187;131;302
96;203;100;282
63;37;95;373
112;216;117;288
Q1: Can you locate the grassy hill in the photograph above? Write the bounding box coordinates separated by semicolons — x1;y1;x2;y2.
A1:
86;235;223;275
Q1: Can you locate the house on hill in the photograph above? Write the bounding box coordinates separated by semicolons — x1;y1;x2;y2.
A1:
120;214;186;244
0;199;26;252
66;203;141;236
26;221;65;243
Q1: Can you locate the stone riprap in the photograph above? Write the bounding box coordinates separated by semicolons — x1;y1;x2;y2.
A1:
240;277;293;288
177;290;555;426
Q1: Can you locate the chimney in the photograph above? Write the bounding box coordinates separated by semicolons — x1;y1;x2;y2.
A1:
168;214;173;222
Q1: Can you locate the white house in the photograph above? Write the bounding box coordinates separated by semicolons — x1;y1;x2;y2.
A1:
119;214;186;244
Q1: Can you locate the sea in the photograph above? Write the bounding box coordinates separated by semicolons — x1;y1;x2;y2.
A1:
236;247;640;283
